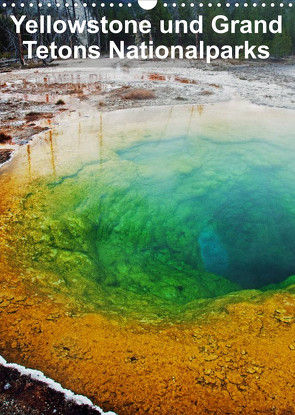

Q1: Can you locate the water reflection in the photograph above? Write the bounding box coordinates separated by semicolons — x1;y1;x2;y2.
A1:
186;105;195;136
49;130;56;178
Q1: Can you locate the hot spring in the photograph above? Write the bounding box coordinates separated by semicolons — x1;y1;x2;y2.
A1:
1;101;295;318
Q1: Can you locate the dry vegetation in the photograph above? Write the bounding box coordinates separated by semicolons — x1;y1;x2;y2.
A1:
121;89;156;100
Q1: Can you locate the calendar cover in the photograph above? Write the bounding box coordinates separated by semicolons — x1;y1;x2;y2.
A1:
0;1;294;414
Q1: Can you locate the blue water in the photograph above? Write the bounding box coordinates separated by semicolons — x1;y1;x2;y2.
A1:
117;135;295;289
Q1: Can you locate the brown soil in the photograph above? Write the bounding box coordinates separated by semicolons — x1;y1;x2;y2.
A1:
0;149;13;164
0;132;12;143
121;89;156;100
25;112;54;122
0;364;102;415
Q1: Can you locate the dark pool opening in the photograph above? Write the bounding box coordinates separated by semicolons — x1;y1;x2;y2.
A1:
115;139;295;292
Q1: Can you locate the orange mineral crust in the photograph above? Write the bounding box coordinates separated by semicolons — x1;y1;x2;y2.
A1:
0;268;295;415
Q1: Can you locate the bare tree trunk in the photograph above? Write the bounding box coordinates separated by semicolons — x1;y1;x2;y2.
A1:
83;5;89;48
192;4;199;49
37;0;43;46
14;4;25;66
71;0;76;20
17;32;25;66
195;33;199;49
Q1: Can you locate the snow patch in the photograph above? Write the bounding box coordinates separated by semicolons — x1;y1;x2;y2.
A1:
0;355;117;415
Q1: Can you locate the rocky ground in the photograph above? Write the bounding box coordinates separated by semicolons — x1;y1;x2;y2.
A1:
0;56;294;167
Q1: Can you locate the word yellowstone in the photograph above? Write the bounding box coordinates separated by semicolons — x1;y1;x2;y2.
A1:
11;15;282;36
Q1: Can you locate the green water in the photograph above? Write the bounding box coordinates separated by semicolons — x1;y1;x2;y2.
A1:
4;103;295;317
